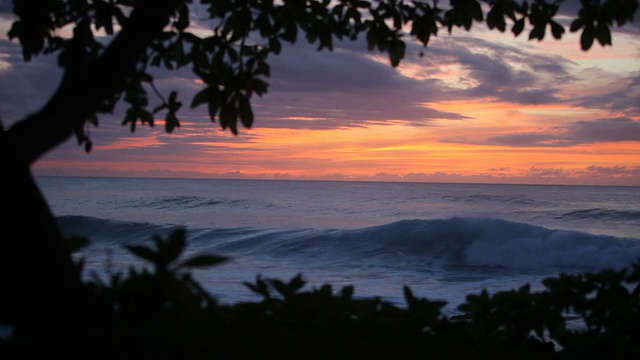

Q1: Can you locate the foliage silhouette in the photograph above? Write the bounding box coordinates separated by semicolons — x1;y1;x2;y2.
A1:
5;0;638;160
2;229;639;358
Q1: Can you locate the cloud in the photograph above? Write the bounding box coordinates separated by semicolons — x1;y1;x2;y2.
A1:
241;35;579;130
419;36;573;105
486;133;575;147
495;88;564;105
5;6;639;187
488;167;511;172
0;39;64;125
570;117;640;143
529;166;567;177
0;21;591;135
35;165;638;186
523;165;640;185
574;74;640;116
576;165;640;178
449;117;640;147
246;40;473;130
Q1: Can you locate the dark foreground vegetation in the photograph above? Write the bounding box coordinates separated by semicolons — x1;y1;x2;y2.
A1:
1;229;639;359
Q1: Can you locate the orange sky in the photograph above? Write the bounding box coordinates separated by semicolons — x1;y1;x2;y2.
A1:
1;8;639;186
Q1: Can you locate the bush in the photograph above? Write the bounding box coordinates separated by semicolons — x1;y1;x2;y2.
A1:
2;229;639;359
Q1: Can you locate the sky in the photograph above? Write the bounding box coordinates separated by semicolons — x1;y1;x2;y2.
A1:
1;2;639;186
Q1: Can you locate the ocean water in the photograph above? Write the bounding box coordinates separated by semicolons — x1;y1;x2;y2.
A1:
36;176;640;315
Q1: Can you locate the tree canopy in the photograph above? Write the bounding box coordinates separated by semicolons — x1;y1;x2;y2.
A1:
5;0;638;165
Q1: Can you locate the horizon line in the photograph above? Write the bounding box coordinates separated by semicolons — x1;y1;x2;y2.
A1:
33;173;640;188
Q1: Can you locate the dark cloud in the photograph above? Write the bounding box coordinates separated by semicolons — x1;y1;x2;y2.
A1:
245;36;577;130
456;47;528;86
488;167;510;172
575;75;640;116
576;165;640;178
246;39;473;129
267;41;402;93
0;0;13;16
522;165;640;185
472;117;640;147
486;133;574;147
0;39;64;126
529;166;566;177
497;88;564;105
3;9;636;169
571;117;640;142
0;21;588;135
425;37;572;105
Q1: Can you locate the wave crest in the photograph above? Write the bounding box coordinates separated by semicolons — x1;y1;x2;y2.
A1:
57;216;640;273
205;218;640;272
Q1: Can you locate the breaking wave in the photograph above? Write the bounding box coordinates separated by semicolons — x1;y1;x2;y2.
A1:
58;216;640;274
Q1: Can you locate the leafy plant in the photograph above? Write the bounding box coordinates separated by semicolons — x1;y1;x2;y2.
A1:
2;229;639;359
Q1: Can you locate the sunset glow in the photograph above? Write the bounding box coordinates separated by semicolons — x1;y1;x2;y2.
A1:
1;4;638;186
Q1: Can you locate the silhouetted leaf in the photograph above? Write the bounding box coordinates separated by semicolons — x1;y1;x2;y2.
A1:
244;276;272;299
529;24;545;40
249;78;268;96
237;95;253;128
596;23;611;46
125;244;157;263
341;285;354;300
138;72;153;83
388;38;405;67
404;285;415;307
512;18;525;36
288;274;307;293
269;37;282;54
208;97;220;121
84;138;93;153
165;111;178;132
219;104;238;134
550;21;564;39
174;3;190;31
486;6;506;31
318;283;333;297
570;18;584;32
281;22;298;43
271;278;290;298
139;108;154;125
161;228;187;266
581;25;595;50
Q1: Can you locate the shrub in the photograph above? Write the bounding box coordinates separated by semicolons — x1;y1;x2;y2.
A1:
1;229;638;359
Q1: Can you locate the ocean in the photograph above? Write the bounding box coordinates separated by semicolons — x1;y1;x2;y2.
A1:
36;176;640;316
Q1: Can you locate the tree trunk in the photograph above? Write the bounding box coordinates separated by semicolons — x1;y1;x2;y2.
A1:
0;0;180;339
0;128;91;334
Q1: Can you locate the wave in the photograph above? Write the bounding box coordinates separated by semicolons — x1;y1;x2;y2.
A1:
57;215;171;244
204;218;640;272
57;215;640;274
100;195;256;211
441;194;542;206
557;208;640;222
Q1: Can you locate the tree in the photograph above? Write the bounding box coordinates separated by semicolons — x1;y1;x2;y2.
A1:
1;0;637;336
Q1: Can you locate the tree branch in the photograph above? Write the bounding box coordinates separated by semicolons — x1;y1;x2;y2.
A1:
5;0;181;166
